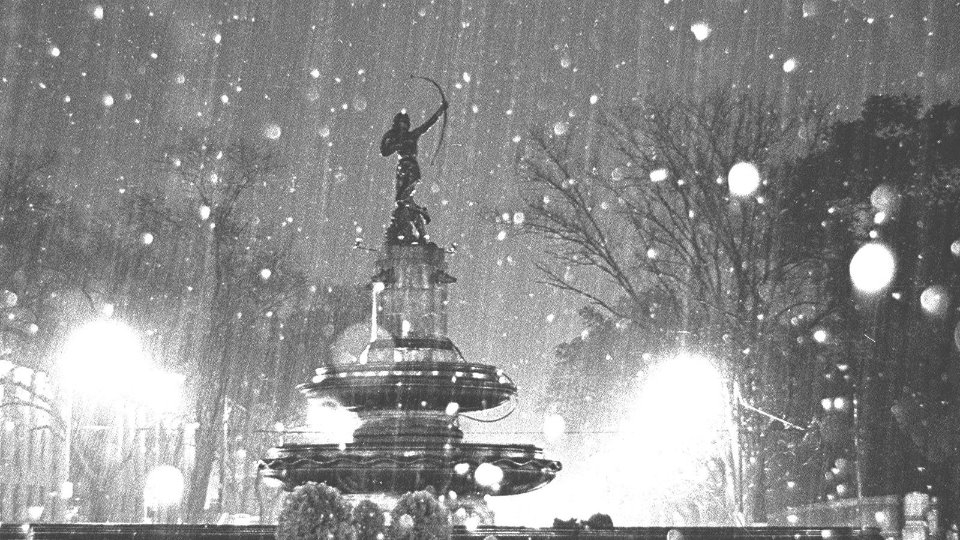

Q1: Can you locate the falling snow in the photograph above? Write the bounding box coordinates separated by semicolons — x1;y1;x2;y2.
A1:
0;0;958;530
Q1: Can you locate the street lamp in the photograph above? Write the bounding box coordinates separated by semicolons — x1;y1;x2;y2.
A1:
62;320;149;402
634;352;729;456
61;319;183;412
627;352;803;525
602;352;731;524
56;318;184;521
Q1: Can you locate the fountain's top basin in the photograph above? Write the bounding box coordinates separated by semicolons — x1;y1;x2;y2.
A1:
299;360;517;412
259;441;561;496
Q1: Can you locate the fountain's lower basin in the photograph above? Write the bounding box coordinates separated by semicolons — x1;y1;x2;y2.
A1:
258;442;561;496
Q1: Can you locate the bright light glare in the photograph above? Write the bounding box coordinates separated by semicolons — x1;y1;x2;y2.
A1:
61;320;182;412
728;162;761;197
636;354;727;448
474;462;504;487
610;353;728;495
27;505;44;521
306;398;360;444
144;465;184;507
563;353;731;522
62;320;148;398
542;413;565;441
849;243;896;294
139;371;185;414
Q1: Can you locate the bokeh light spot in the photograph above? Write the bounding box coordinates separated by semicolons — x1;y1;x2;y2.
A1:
728;162;761;197
920;284;950;317
849;243;896;294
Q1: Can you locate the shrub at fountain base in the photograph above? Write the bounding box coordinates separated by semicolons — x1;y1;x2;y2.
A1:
388;490;451;540
353;499;387;540
277;482;355;540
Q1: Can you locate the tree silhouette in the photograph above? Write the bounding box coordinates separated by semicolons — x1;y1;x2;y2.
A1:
783;95;960;524
516;90;832;522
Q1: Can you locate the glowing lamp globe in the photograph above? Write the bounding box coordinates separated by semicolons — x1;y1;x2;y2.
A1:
144;465;184;507
849;243;896;294
727;162;761;197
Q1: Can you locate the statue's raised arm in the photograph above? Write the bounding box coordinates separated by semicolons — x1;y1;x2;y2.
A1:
411;101;448;137
380;77;449;246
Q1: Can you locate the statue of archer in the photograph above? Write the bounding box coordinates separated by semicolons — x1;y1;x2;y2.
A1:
381;75;448;245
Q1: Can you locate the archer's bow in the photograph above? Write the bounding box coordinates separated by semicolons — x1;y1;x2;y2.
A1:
410;75;448;165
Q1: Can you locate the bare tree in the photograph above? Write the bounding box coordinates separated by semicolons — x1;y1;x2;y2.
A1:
516;90;830;522
157;135;305;521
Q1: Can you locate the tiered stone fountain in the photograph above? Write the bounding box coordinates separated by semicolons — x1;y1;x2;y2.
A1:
258;108;560;498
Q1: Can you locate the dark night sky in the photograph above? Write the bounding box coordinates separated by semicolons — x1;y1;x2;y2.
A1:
2;0;959;523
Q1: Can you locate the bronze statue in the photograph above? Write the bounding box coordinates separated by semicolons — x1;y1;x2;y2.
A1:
381;76;448;245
